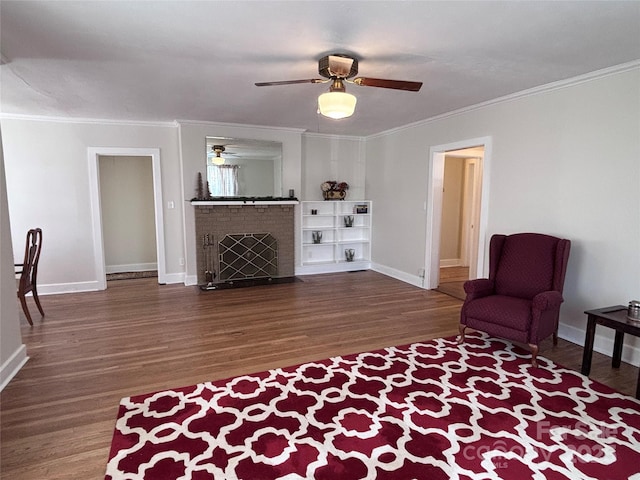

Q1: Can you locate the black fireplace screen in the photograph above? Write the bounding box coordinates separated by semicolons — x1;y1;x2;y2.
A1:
218;233;278;280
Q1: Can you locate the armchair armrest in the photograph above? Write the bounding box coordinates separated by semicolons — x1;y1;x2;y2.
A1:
463;278;494;301
532;291;564;311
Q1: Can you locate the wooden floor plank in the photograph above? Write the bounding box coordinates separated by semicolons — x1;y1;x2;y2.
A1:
1;271;637;479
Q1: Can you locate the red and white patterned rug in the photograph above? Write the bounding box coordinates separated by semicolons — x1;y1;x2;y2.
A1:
105;332;640;479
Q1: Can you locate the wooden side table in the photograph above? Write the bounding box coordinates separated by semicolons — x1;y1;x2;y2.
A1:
581;305;640;399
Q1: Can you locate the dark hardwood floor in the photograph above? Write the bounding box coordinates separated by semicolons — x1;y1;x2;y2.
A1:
1;271;637;479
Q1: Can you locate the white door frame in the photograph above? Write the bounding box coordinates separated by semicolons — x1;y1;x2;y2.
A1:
425;137;492;289
460;157;482;278
88;147;166;289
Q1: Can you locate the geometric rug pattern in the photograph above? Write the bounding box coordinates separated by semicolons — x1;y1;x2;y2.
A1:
105;332;640;479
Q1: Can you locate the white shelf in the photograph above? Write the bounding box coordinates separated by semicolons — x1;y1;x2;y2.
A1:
300;200;372;273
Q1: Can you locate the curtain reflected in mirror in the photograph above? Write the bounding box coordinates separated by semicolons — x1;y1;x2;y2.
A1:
206;137;282;197
208;165;238;196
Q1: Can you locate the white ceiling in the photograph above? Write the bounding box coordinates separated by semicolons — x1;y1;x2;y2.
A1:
1;1;639;137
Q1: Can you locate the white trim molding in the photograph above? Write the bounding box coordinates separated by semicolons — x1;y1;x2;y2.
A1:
0;345;28;392
425;137;492;290
87;147;167;289
105;263;158;274
368;61;640;140
371;262;423;289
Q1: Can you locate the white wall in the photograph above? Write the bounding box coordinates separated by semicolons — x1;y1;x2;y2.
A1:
1;118;183;292
0;129;28;390
99;155;157;273
302;133;366;201
367;67;640;364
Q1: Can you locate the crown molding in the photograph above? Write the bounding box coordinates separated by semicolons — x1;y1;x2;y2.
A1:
0;112;177;128
367;60;640;140
176;119;306;134
303;131;366;141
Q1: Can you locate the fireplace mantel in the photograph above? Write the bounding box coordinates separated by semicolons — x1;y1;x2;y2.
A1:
191;200;299;206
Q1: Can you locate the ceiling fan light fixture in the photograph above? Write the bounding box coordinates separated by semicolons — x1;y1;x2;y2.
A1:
211;145;226;165
318;91;357;119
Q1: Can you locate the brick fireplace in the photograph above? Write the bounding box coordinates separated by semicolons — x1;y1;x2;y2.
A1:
193;203;296;286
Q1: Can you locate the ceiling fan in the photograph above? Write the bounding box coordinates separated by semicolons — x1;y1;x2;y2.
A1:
255;54;422;119
208;145;235;166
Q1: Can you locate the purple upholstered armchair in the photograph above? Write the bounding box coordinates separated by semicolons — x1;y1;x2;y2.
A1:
458;233;571;367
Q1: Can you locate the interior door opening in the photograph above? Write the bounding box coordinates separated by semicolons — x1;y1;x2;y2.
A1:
435;149;483;299
98;155;158;283
425;137;491;294
88;147;166;290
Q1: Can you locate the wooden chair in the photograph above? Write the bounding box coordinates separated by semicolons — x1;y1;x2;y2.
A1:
15;228;44;325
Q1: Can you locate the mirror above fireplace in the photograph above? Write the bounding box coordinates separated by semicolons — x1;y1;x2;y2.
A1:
205;137;283;197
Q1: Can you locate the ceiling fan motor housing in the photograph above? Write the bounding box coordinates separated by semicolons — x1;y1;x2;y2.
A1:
319;54;359;79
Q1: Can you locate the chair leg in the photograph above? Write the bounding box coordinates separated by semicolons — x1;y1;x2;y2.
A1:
458;324;467;344
17;292;33;326
32;287;45;317
528;343;539;368
552;331;558;346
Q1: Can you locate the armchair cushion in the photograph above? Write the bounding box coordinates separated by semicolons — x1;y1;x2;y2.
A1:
464;295;532;332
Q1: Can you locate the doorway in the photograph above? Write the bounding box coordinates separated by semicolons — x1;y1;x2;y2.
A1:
88;147;166;289
436;149;484;299
99;155;158;281
424;137;492;292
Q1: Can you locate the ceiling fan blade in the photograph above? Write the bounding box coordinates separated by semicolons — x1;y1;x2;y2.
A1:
352;77;423;92
255;79;325;87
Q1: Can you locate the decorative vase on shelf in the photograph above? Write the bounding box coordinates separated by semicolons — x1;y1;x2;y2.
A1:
323;190;346;201
345;248;355;262
321;181;349;201
344;215;354;227
312;231;323;244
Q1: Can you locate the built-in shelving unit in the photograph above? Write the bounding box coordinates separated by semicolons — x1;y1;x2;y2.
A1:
298;200;372;274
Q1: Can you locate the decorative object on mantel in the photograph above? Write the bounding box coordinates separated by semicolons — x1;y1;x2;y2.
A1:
321;180;349;200
195;172;212;201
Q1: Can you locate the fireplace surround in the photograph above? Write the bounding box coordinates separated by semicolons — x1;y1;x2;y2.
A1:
193;202;296;287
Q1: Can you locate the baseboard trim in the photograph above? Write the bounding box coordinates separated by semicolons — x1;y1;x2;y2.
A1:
106;263;158;274
162;273;185;285
295;261;371;276
184;275;198;286
371;263;424;289
0;344;28;392
440;259;462;268
558;322;640;367
37;280;103;295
